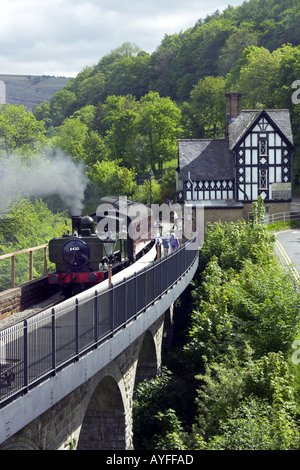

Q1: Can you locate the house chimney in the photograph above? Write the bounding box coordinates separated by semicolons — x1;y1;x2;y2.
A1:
225;92;242;140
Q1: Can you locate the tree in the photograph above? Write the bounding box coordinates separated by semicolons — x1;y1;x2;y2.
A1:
53;117;88;162
275;44;300;108
133;178;161;204
89;159;138;198
152;409;188;450
71;105;97;130
133;368;184;450
193;351;300;450
136;92;182;171
189;76;226;138
0;104;46;157
171;18;236;100
218;29;258;75
100;95;137;135
53;115;107;167
110;42;142;57
0;199;68;290
104;55;150;99
226;46;283;108
48;89;77;127
76;72;106;106
148;33;183;98
105;109;139;168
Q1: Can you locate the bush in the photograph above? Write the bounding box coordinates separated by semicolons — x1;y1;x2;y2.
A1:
0;199;69;290
133;202;300;450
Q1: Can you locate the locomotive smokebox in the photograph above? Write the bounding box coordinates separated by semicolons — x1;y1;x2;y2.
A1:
72;216;81;235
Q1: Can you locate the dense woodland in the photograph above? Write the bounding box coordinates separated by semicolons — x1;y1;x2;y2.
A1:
1;0;300;449
1;0;300;221
133;201;300;450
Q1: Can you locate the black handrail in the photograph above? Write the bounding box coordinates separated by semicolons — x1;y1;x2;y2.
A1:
0;237;198;407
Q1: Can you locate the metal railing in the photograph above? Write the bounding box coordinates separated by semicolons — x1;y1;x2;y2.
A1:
0;237;198;407
0;245;48;289
248;210;300;225
263;210;300;225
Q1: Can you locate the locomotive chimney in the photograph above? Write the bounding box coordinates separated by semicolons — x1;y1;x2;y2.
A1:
72;216;81;236
225;92;242;140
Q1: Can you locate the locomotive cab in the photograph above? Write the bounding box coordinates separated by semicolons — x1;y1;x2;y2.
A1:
48;215;105;286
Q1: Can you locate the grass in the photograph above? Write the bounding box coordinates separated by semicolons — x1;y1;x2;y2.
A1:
266;220;300;231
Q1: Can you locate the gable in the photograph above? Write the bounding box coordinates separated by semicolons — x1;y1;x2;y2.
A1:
228;109;294;150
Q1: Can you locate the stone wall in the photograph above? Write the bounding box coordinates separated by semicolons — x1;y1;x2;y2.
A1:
196;201;292;226
0;277;59;321
242;201;292;222
203;207;244;224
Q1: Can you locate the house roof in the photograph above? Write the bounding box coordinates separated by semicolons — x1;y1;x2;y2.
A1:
228;109;294;150
178;139;234;181
178;108;294;184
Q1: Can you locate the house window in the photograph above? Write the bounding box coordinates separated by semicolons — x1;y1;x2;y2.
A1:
259;169;268;190
259;138;268;156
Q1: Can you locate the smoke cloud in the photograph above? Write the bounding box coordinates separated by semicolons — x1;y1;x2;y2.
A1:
0;149;88;215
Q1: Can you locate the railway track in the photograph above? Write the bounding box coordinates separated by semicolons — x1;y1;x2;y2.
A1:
0;292;65;330
0;240;159;331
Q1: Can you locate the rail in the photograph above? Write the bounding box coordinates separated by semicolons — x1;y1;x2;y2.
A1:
263;210;300;225
0;236;198;407
0;245;48;288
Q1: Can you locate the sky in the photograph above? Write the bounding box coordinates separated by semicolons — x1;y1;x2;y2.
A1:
1;0;245;78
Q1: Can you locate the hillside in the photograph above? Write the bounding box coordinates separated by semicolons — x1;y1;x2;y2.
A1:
0;74;71;111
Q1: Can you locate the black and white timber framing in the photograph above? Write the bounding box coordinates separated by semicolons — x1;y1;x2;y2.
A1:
177;93;294;207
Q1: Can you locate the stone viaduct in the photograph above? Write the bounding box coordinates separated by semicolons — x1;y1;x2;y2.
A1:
0;240;198;450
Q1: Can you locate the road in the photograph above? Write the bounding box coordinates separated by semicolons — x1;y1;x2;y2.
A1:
275;229;300;280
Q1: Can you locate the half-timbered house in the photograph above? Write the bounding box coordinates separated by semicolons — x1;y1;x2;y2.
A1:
177;92;294;223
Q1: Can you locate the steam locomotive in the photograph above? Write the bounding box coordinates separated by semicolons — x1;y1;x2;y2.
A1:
48;196;154;291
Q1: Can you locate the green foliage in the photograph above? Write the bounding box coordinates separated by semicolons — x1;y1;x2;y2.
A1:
0;104;46;157
189;76;226;138
204;397;300;450
186;218;299;365
2;3;300;448
159;169;177;202
133;368;175;449
152;409;188;450
218;29;258;75
53;116;89;162
0;199;69;290
136;92;182;171
34;89;77;128
88;158;138;199
199;219;275;273
31;0;300;196
134;199;300;450
171;18;236;100
193;352;300;450
105;108;139;168
133;179;161;204
226;44;293;108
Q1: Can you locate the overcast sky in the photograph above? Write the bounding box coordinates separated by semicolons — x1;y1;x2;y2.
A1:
1;0;245;78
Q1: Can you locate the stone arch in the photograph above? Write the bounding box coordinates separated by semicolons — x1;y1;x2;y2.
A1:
134;330;158;388
0;437;39;450
77;365;127;450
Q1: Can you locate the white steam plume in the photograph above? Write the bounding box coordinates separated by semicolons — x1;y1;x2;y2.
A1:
0;150;88;215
